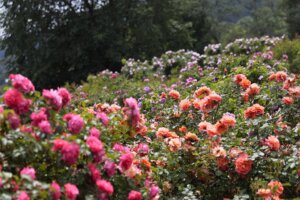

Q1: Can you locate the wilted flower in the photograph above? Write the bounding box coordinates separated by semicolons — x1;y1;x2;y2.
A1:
137;143;150;156
256;188;271;200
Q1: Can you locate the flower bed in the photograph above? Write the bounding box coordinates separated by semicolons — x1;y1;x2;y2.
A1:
1;36;300;199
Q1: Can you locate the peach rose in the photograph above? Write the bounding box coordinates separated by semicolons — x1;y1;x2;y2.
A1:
168;90;180;100
194;86;212;99
245;83;260;96
282;96;294;105
244;104;265;119
268;180;284;197
179;99;191;111
239;78;251;89
265;135;280;151
198;121;212;131
235;153;252;176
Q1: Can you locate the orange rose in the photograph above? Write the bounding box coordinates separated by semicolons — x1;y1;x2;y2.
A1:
256;189;271;200
288;87;300;98
235;153;252;176
268;180;284;197
167;138;182;152
244;104;265;119
179;126;187;133
216;156;230;171
233;74;247;84
168;90;180;100
275;71;287;82
241;92;249;102
215;122;228;135
245;83;260;96
179;99;191;111
184;132;200;141
282;96;294;105
265;135;280;151
239;78;251;89
219;113;236;127
194;86;212;99
198;121;212;131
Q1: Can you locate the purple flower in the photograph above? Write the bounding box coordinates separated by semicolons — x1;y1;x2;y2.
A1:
144;87;151;93
138;102;143;108
97;112;109;127
104;160;116;177
160;98;166;104
149;185;160;199
185;77;197;85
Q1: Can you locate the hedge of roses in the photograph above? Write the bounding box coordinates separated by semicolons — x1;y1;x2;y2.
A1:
1;36;300;199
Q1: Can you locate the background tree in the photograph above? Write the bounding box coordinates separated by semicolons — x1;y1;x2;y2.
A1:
285;0;300;37
0;0;212;88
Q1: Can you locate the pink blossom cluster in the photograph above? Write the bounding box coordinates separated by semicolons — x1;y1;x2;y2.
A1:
42;88;71;111
52;139;80;165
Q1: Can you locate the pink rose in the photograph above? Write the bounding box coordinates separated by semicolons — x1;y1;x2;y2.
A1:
119;153;134;171
127;190;142;200
96;179;114;194
9;74;35;93
20;167;36;180
50;181;61;200
64;183;79;200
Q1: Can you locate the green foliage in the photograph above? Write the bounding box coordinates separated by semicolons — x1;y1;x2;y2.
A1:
286;0;300;37
273;38;300;73
0;0;212;89
1;37;300;199
208;0;287;44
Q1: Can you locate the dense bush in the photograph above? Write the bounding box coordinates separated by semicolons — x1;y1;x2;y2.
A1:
273;38;300;73
1;36;300;199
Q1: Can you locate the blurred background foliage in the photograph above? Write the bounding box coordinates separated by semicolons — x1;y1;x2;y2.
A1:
0;0;299;88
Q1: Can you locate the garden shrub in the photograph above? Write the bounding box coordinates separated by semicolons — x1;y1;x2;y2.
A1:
273;38;300;73
1;36;300;199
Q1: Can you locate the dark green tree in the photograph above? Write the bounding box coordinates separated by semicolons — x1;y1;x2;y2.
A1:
0;0;212;88
286;0;300;37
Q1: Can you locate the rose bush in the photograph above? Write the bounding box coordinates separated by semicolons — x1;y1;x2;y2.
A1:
1;36;300;199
